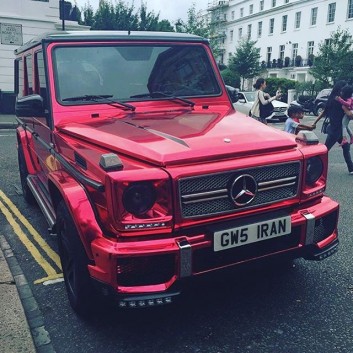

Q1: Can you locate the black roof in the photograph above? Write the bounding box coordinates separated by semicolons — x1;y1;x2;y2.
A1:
14;30;209;54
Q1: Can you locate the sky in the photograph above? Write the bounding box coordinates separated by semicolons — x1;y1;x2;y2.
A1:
73;0;210;23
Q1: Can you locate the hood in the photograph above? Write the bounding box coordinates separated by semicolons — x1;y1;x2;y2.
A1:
272;100;288;108
57;110;298;166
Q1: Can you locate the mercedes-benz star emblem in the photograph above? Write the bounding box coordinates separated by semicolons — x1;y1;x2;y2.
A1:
230;174;257;207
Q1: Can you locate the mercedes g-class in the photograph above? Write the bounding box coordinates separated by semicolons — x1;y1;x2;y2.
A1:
14;31;339;314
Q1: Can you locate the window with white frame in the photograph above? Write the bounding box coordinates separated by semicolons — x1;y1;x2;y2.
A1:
269;18;275;34
328;3;336;23
240;7;244;17
247;24;252;39
348;0;353;18
282;15;287;32
272;0;276;7
279;45;285;61
231;11;235;20
238;27;243;39
295;12;301;29
230;30;234;42
307;41;314;57
267;47;272;64
260;0;264;11
258;21;263;38
311;7;318;25
292;43;298;63
249;4;253;14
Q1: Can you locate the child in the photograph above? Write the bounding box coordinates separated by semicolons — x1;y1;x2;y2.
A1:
335;85;353;145
284;105;313;134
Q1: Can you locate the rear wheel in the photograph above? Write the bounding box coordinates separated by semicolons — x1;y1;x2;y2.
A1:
57;200;98;316
17;145;36;205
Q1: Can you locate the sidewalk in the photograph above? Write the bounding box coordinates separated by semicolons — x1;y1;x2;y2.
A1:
0;236;36;353
0;114;17;129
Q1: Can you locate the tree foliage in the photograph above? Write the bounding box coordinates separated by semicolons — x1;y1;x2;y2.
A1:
80;0;173;31
309;28;353;86
220;68;240;88
265;77;296;103
228;40;262;90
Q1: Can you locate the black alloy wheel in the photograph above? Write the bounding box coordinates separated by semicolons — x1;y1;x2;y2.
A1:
56;200;98;316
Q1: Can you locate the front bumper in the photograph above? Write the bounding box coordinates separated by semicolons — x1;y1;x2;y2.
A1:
88;196;339;303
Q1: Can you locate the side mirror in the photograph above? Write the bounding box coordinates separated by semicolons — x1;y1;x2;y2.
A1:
15;94;45;117
226;86;239;103
238;98;246;103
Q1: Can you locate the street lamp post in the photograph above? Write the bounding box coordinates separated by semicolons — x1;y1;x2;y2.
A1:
61;0;65;30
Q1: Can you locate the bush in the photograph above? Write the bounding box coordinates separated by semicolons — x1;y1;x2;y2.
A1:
220;68;240;87
265;77;296;103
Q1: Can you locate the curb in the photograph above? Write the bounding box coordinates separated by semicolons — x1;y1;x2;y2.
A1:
0;235;56;353
0;122;17;129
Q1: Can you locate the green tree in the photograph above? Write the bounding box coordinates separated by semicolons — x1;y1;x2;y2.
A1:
228;40;262;90
310;28;353;86
220;68;240;88
81;3;94;27
79;0;173;32
175;4;220;55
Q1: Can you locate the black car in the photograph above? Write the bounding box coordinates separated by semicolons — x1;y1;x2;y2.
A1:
313;88;331;116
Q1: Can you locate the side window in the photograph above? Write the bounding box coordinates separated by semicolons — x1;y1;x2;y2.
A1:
15;58;24;98
25;55;33;95
35;51;47;108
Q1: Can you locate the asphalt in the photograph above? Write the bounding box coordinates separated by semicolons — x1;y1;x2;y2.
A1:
0;114;54;353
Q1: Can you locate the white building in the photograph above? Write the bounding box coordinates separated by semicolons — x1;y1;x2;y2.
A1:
207;0;353;86
0;0;88;113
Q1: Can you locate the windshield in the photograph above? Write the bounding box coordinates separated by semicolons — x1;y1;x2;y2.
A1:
53;44;221;104
244;92;255;102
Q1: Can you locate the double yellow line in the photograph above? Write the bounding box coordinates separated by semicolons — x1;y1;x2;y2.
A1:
0;190;62;284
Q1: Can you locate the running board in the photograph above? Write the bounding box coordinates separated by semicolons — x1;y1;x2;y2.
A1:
27;175;56;229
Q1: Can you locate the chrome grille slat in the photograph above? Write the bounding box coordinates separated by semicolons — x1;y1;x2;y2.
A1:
179;162;300;218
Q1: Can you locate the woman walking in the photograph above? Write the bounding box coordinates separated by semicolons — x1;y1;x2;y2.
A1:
250;78;281;124
312;80;353;174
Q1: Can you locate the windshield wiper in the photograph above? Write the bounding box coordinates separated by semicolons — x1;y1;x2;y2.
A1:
62;95;135;111
130;91;195;107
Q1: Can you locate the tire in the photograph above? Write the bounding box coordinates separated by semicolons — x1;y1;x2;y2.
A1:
56;200;97;316
316;105;325;117
17;145;36;205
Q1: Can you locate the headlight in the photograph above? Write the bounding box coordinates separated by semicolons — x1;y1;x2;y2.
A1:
122;182;156;216
306;156;323;185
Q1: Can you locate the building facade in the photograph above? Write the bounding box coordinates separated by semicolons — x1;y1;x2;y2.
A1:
207;0;353;87
0;0;88;113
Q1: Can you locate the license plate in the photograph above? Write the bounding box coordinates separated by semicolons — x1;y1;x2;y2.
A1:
213;216;291;252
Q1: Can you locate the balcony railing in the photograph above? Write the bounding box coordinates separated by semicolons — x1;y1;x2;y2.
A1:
262;57;315;69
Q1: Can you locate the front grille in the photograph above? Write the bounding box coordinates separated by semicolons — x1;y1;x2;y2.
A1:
274;107;287;113
179;162;300;218
193;225;301;273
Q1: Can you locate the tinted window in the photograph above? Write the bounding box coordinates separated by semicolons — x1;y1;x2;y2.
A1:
53;44;221;103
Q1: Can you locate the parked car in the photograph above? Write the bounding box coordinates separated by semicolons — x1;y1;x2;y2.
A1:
290;95;315;115
225;85;239;103
15;31;339;315
233;91;289;121
313;88;332;116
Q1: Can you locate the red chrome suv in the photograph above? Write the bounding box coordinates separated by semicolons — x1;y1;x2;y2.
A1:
14;31;339;314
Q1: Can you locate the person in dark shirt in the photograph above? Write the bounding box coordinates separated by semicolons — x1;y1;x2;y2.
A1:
313;80;353;174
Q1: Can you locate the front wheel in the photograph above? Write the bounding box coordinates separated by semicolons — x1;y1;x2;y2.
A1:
57;200;97;316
